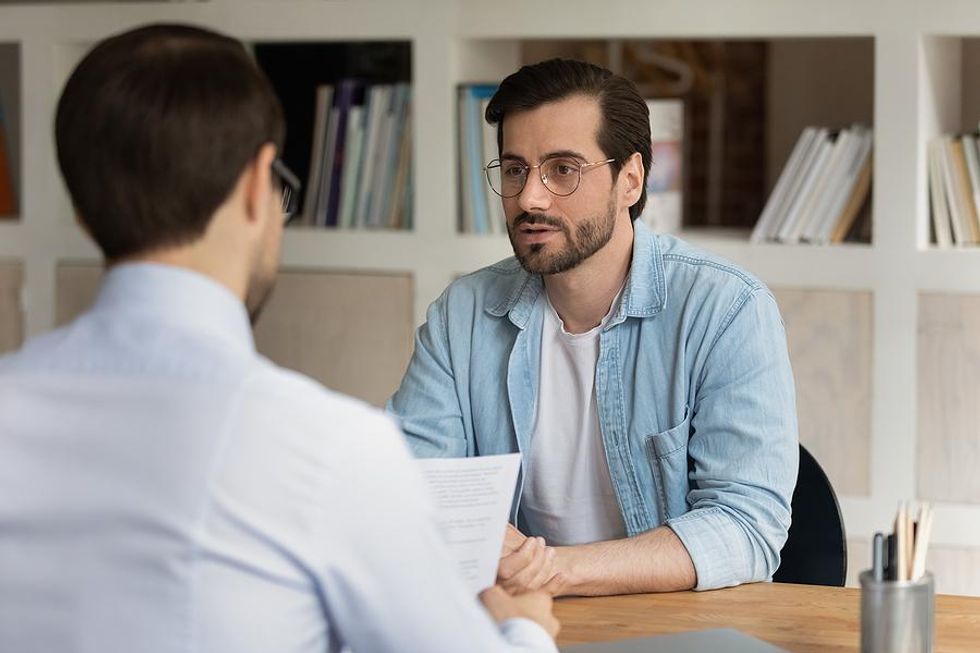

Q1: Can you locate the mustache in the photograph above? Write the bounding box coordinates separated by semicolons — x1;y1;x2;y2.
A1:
513;213;565;229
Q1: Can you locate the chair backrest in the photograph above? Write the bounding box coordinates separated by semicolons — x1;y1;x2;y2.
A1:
773;444;847;586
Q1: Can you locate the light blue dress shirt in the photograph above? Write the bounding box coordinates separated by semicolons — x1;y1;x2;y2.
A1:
389;221;800;591
0;263;556;653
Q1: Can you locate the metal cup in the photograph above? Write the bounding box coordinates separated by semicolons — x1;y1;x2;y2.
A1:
860;570;934;653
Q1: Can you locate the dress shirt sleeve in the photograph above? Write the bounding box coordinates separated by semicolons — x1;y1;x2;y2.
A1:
386;290;468;458
666;288;799;591
318;410;556;653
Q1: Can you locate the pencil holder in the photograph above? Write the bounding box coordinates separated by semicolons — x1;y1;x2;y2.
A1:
860;570;934;653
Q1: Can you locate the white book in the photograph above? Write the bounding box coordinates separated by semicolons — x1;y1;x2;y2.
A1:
776;130;832;243
301;85;333;226
818;129;873;244
941;136;969;245
806;128;859;244
353;85;392;229
373;85;407;228
337;106;366;229
365;86;397;228
929;139;953;248
751;127;819;243
796;129;853;243
960;134;980;228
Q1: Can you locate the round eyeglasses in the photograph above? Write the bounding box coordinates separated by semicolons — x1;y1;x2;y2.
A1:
485;156;616;199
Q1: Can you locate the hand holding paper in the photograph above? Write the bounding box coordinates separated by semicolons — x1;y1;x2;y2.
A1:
418;453;522;593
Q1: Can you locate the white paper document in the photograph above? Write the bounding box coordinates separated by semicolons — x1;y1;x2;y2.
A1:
418;453;521;593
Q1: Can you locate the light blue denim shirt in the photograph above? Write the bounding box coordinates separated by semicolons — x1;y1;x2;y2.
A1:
388;220;799;591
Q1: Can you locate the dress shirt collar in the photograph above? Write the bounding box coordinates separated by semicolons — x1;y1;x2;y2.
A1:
90;262;255;353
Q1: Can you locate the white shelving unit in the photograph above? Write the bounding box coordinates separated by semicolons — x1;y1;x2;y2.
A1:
3;0;980;593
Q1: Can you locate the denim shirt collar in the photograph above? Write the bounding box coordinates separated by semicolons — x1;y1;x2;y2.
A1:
485;219;667;329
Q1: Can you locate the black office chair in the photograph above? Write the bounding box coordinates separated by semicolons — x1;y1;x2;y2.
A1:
773;444;847;586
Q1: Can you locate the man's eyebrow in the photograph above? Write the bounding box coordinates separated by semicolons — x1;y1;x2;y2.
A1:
542;149;587;161
499;150;588;163
499;152;526;163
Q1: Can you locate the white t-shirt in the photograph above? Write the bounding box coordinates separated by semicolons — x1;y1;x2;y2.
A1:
519;290;628;546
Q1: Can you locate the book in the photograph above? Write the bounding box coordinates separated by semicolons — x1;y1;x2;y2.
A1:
300;85;333;226
337;105;366;229
829;152;872;243
775;129;832;243
324;79;365;227
354;85;393;228
929;139;953;248
751;127;818;243
819;127;872;244
639;98;684;234
960;135;980;233
375;83;411;228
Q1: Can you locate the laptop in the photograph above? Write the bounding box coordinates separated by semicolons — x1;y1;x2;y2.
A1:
560;628;790;653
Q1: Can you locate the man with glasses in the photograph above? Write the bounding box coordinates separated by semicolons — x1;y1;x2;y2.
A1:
0;24;561;653
389;59;799;596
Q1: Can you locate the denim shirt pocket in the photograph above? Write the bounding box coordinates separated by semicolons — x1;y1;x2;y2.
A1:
644;406;692;522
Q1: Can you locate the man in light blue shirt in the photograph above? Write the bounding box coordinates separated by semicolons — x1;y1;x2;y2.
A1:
0;24;559;653
388;59;799;596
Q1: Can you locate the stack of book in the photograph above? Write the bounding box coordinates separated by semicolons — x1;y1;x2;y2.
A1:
300;79;413;230
750;125;872;245
457;84;505;235
928;132;980;247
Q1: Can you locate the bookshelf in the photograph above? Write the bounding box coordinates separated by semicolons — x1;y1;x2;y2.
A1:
3;0;980;595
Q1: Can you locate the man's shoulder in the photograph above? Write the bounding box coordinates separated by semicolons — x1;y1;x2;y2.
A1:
246;357;388;427
656;233;767;296
437;255;532;312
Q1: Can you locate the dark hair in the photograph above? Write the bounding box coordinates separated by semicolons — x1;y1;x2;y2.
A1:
55;24;285;260
485;58;651;220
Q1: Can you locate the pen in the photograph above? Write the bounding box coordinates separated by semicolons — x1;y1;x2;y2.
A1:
872;532;885;582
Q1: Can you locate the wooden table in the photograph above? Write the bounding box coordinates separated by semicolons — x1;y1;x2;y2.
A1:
555;582;980;652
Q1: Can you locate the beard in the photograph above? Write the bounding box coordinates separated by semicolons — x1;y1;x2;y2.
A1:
508;199;617;275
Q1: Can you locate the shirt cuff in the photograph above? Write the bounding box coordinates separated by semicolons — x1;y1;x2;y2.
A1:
667;506;756;591
498;618;559;652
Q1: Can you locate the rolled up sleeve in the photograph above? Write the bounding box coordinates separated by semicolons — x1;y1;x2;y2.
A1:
668;288;799;591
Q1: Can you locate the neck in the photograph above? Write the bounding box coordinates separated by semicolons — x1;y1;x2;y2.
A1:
543;216;634;334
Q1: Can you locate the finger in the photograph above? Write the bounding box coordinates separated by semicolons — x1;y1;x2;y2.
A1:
526;546;557;591
500;538;548;592
502;523;527;554
497;534;540;580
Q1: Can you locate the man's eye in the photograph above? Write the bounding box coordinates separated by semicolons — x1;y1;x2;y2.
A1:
550;159;579;176
503;165;526;178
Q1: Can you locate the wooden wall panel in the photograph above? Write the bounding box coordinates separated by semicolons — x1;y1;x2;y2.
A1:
0;261;22;353
252;270;414;407
773;288;873;497
917;293;980;504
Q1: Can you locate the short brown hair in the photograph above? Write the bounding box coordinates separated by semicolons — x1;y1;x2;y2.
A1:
486;58;651;220
55;24;285;260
